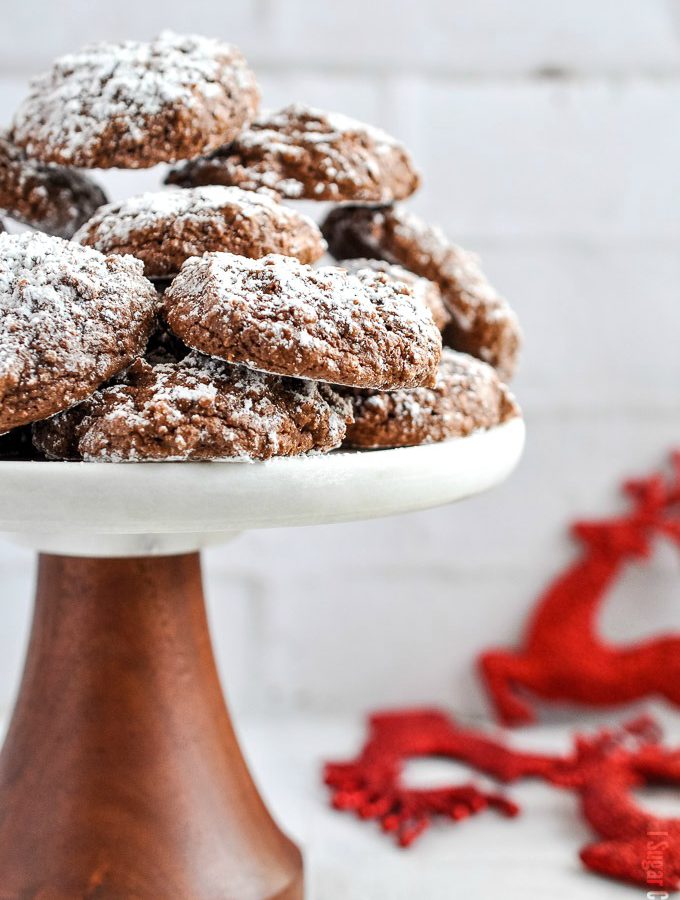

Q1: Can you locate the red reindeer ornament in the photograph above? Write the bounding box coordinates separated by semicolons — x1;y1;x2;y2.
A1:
548;717;680;891
325;711;680;891
324;709;557;847
480;453;680;725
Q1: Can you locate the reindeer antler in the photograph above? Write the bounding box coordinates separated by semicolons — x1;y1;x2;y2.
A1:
625;452;680;520
573;452;680;556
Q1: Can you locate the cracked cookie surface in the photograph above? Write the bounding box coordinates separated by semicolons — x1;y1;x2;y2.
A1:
0;133;107;238
75;186;326;277
164;252;442;390
11;32;260;169
338;257;450;331
342;348;520;449
322;204;521;381
0;231;157;432
32;352;353;462
166;103;419;202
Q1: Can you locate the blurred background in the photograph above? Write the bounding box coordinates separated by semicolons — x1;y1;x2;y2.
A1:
1;0;679;725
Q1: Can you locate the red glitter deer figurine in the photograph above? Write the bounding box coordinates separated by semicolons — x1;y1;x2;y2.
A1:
480;453;680;726
546;717;680;891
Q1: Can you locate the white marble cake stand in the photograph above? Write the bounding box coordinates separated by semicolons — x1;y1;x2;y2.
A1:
0;418;524;899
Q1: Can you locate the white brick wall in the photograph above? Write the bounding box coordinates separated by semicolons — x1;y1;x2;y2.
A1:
1;1;680;76
1;2;679;718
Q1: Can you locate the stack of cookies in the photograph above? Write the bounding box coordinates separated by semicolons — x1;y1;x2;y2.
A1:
0;32;521;463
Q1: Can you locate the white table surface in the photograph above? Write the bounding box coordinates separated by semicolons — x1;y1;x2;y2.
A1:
237;707;680;898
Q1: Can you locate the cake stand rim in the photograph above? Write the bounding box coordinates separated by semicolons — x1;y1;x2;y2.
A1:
0;418;525;555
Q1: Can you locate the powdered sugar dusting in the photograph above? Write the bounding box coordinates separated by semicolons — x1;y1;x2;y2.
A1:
74;185;318;248
0;133;107;238
391;209;518;331
11;31;260;167
0;231;156;429
344;348;520;449
252;103;406;152
322;204;522;379
167;102;420;202
338;257;449;331
35;352;353;462
165;252;442;390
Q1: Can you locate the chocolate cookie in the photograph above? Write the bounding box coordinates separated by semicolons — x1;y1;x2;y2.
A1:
343;349;520;449
322;205;522;381
338;258;450;331
74;186;326;277
0;231;157;432
164;253;442;390
0;133;107;238
32;352;353;462
166;103;420;202
11;32;260;169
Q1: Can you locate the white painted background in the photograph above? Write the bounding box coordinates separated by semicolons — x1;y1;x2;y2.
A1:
1;1;679;722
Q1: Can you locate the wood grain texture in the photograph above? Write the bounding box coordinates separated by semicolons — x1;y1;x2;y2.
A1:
0;553;303;899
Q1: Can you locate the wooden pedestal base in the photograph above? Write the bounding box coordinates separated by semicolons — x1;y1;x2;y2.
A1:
0;554;303;899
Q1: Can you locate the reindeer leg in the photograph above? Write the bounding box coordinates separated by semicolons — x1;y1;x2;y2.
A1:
581;837;680;891
478;651;536;726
